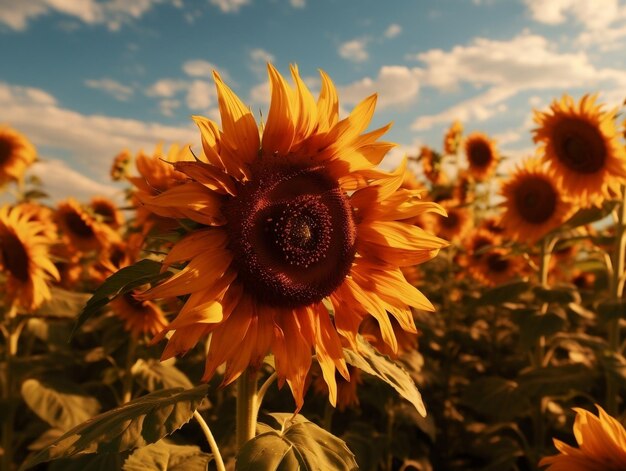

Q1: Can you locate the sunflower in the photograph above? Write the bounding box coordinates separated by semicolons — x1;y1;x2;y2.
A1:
140;65;448;409
429;199;473;243
17;202;57;240
464;132;499;182
420;146;447;185
360;315;418;359
110;149;131;181
0;125;36;186
443;120;463;155
0;205;59;311
128;144;193;234
500;158;575;245
55;199;117;253
533;94;626;206
540;405;626;470
90;196;124;229
471;248;524;287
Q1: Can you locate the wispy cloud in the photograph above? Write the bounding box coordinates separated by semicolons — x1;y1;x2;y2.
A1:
339;66;421;109
84;78;134;101
289;0;306;8
338;38;369;63
0;0;181;31
249;48;276;76
384;23;402;39
182;59;228;79
209;0;250;13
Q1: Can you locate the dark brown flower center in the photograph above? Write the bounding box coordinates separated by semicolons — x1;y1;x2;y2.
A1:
513;176;557;224
123;291;146;310
441;211;459;229
0;138;12;166
0;232;29;282
468;140;492;168
554;118;606;174
65;211;95;239
486;252;509;273
224;159;356;308
92;202;115;224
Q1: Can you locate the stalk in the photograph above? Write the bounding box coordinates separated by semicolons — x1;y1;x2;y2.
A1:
235;369;258;451
121;336;138;404
2;303;18;471
193;411;225;471
606;187;626;414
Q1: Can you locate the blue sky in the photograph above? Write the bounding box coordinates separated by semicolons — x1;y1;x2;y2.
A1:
1;0;626;201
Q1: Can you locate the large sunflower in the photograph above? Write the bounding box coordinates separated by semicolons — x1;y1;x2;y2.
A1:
55;199;117;253
464;132;499;182
500;158;575;244
0;205;59;311
533;94;626;206
0;125;36;186
141;65;448;409
540;405;626;470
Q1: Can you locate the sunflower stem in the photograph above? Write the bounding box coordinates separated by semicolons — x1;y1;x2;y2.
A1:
236;368;258;451
121;336;138;404
2;303;18;471
193;410;225;471
254;372;277;421
606;187;626;415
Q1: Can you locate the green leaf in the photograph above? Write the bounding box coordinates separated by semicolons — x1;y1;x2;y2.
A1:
475;281;530;307
461;377;527;422
563;200;619;229
48;452;128;471
516;312;565;349
517;364;595;397
237;415;357;471
20;384;209;469
131;359;194;392
21;378;101;431
123;440;211;471
598;299;626;323
532;285;580;304
33;287;92;319
343;336;426;417
71;259;170;338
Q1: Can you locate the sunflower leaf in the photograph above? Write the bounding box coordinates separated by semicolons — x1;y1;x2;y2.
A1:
21;377;101;432
70;259;170;339
236;414;357;471
33;287;92;319
562;199;619;229
343;335;426;417
123;440;211;471
20;384;209;470
131;359;194;392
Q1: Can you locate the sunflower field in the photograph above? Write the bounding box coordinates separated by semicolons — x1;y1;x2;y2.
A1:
2;66;626;471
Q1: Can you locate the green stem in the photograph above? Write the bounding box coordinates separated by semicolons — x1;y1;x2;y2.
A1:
193;411;225;471
607;187;626;415
253;372;277;425
121;337;137;404
236;369;258;451
2;304;18;471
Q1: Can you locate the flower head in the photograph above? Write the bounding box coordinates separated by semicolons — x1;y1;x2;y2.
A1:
500;158;575;244
0;126;36;186
533;94;626;206
0;205;59;311
420;146;447;184
540;405;626;470
443;120;463;155
55;199;118;253
464;132;499;182
140;65;447;409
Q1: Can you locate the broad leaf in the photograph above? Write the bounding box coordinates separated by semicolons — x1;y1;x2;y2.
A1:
237;414;357;471
474;281;530;307
33;287;92;319
515;312;565;349
21;384;209;469
21;378;101;431
71;259;170;337
462;377;527;422
123;440;211;471
563;200;618;229
343;336;426;417
132;359;194;392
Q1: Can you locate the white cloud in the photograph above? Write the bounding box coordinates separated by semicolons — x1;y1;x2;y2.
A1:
338;38;369;63
339;66;421;109
408;31;626;130
30;159;121;202
411;87;515;130
250;48;275;65
290;0;306;8
84;78;134;101
185;80;215;110
145;79;189;98
182;60;227;79
524;0;626;48
384;23;402;39
0;81;198;180
158;99;181;117
0;0;177;31
249;80;270;104
209;0;249;13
